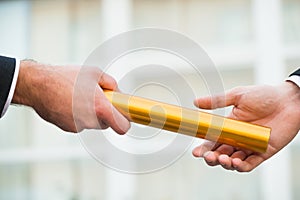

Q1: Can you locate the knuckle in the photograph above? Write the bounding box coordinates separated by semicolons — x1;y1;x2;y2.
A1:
96;109;107;122
95;105;104;117
95;103;113;124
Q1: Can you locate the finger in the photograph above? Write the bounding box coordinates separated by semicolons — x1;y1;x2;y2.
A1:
232;155;264;172
214;144;235;156
98;72;118;91
194;87;244;109
192;146;205;157
203;144;235;169
201;145;226;166
230;151;248;161
218;154;235;170
208;145;235;170
98;100;131;134
219;149;252;171
95;90;131;134
192;141;221;157
203;151;220;167
227;107;238;120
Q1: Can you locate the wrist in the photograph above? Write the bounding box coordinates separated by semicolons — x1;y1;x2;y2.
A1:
12;60;40;107
281;81;300;114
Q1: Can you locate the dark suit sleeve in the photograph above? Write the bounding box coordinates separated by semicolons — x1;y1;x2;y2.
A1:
0;56;16;115
290;68;300;76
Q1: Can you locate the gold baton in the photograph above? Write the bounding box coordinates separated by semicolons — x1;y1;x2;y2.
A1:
104;90;270;153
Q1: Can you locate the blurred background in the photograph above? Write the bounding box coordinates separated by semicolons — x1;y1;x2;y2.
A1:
0;0;300;199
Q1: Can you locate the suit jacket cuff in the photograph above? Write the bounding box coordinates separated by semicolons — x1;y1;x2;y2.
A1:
0;56;20;117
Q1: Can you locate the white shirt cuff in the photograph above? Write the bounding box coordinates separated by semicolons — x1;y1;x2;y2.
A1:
286;75;300;89
1;59;20;117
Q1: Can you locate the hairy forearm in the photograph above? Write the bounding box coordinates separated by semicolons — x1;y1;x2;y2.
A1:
12;60;58;109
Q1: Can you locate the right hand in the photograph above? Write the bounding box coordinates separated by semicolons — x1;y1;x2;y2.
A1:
193;82;300;172
12;60;130;134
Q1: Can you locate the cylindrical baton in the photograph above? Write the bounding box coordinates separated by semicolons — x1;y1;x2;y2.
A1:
104;90;270;153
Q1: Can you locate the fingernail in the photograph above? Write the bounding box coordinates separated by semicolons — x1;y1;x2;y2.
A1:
120;121;131;134
203;152;210;157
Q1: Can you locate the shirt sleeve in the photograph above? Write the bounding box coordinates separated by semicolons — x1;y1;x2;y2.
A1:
286;68;300;88
0;56;20;118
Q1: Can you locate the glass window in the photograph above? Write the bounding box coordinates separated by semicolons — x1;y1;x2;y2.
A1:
283;0;300;45
132;0;253;46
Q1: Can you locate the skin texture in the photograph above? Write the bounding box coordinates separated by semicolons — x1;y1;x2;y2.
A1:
12;60;130;134
193;82;300;172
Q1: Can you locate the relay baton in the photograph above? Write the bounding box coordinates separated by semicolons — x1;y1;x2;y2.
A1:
104;90;270;153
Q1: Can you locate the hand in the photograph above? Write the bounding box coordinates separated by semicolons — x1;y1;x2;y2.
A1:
192;82;300;172
12;60;130;133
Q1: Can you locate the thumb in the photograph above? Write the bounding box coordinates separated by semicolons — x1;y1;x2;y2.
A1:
194;87;243;109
